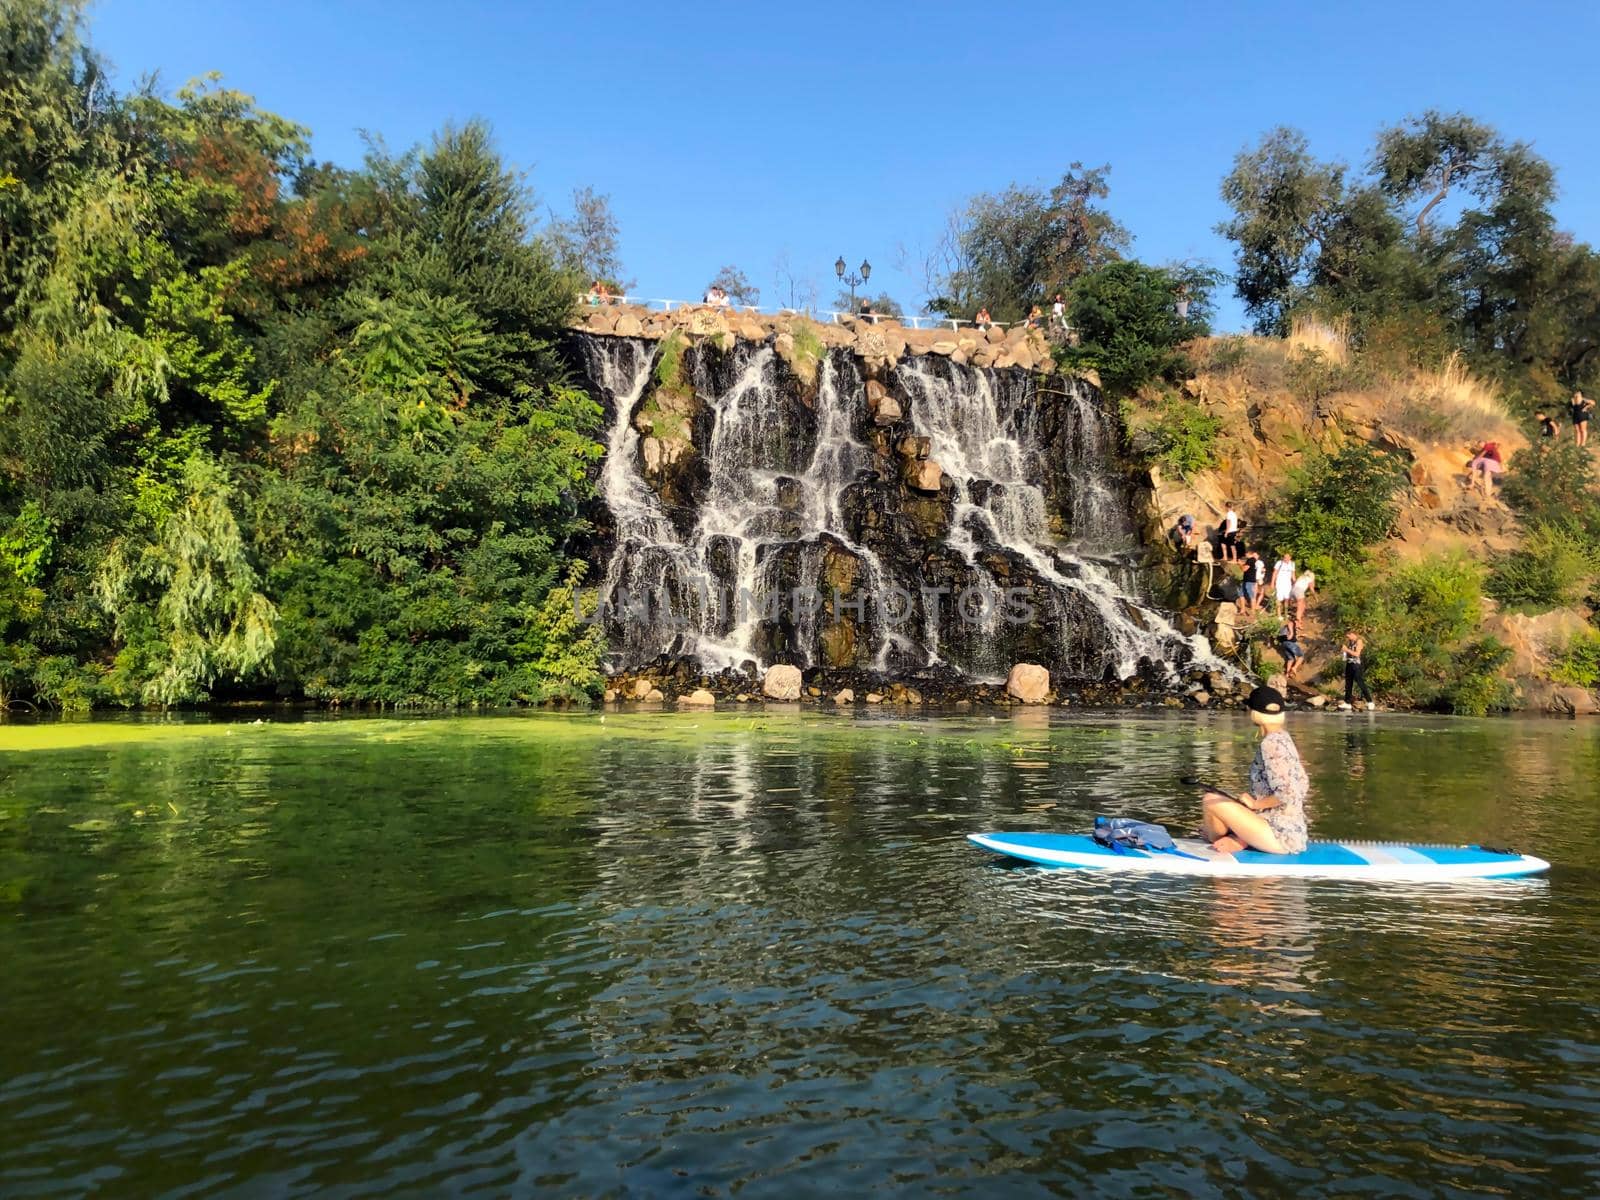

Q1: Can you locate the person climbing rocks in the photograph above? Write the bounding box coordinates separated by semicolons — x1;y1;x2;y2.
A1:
1238;549;1261;614
1339;629;1374;710
1271;550;1296;616
1573;391;1594;448
1248;550;1267;614
1175;513;1196;552
1220;504;1241;563
1292;568;1317;623
1467;440;1504;494
1537;411;1561;440
1198;685;1309;855
1277;614;1305;682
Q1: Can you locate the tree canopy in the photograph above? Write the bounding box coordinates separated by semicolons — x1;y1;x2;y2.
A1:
0;0;604;710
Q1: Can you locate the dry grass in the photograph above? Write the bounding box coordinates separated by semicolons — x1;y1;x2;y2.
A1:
1287;317;1350;365
1382;354;1510;444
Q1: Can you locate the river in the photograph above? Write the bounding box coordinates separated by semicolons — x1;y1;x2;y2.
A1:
2;710;1596;1196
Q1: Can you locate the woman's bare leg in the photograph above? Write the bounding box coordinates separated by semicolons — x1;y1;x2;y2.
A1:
1201;798;1288;853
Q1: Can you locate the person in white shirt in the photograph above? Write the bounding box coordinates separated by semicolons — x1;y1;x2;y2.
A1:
1050;293;1067;331
1272;551;1296;616
1292;569;1317;623
1221;505;1240;562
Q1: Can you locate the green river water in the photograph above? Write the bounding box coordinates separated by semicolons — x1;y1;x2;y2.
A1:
1;710;1597;1197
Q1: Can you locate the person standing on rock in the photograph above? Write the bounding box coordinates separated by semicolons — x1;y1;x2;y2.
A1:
1271;550;1296;616
1339;629;1374;710
1199;685;1309;855
1239;549;1260;613
1292;568;1317;623
1051;293;1067;332
1573;391;1594;447
1221;504;1240;563
1277;614;1305;682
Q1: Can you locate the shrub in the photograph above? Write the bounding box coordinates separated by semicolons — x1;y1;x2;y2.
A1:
1500;442;1600;535
1276;443;1406;576
1486;523;1600;611
1142;396;1223;474
1549;630;1600;689
1333;554;1513;714
1063;261;1218;395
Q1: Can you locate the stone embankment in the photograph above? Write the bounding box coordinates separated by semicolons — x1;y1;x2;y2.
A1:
574;302;1059;375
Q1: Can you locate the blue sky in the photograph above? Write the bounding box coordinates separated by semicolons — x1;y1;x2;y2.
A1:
89;0;1600;331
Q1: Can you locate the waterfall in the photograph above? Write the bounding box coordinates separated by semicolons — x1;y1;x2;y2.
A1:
577;333;1212;684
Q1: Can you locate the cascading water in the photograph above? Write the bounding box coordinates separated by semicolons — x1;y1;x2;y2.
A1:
577;332;1212;684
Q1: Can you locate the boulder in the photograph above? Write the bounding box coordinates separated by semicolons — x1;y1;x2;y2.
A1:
903;458;944;493
1550;687;1599;716
629;677;654;701
614;313;644;337
602;688;617;703
865;692;884;703
873;395;903;425
897;434;932;460
762;664;803;700
1307;695;1328;709
833;688;854;705
586;310;618;334
1191;690;1211;706
930;339;958;355
1006;662;1051;704
680;688;717;707
644;688;665;703
736;318;767;342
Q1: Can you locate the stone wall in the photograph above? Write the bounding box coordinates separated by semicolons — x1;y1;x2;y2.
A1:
573;302;1058;376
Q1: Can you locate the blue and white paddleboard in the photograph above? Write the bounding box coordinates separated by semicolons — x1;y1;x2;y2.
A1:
967;832;1550;880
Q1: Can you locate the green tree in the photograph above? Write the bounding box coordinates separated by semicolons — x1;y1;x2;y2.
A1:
928;164;1129;321
1062;261;1217;394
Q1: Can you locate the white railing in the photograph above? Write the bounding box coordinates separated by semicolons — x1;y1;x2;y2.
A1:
580;293;1071;335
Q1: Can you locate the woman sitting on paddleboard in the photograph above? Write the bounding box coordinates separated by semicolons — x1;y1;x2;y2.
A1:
1200;686;1309;855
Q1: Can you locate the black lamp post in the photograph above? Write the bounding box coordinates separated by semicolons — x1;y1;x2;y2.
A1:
835;255;871;307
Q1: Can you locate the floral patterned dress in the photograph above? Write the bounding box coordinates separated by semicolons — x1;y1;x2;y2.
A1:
1248;730;1310;853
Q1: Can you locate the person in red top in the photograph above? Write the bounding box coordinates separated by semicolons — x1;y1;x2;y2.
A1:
1467;440;1504;495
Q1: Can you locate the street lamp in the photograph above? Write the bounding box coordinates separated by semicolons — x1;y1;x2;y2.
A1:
835;255;871;306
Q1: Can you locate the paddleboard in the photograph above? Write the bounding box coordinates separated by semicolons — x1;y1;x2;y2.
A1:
967;832;1550;880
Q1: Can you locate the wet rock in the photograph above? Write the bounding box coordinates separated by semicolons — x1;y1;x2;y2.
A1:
1551;687;1599;716
834;688;854;704
602;688;617;703
865;692;884;703
680;688;716;706
1006;663;1050;704
1307;695;1327;709
1191;690;1211;706
763;664;803;700
903;458;944;493
644;688;665;703
629;678;655;700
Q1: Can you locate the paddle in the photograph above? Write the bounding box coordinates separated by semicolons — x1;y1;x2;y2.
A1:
1180;774;1237;801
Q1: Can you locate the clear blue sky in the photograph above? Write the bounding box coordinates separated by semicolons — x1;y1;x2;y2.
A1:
89;0;1600;331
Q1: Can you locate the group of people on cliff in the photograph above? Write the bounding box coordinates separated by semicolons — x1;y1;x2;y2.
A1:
1174;505;1373;711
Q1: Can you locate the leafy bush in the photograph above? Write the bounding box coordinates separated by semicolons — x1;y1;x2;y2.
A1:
1500;442;1600;535
1141;396;1223;474
1549;630;1600;688
1063;261;1218;395
1486;523;1600;611
1333;554;1513;714
1276;443;1406;576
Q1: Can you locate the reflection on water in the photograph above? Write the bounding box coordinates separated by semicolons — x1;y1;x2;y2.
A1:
0;710;1596;1197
